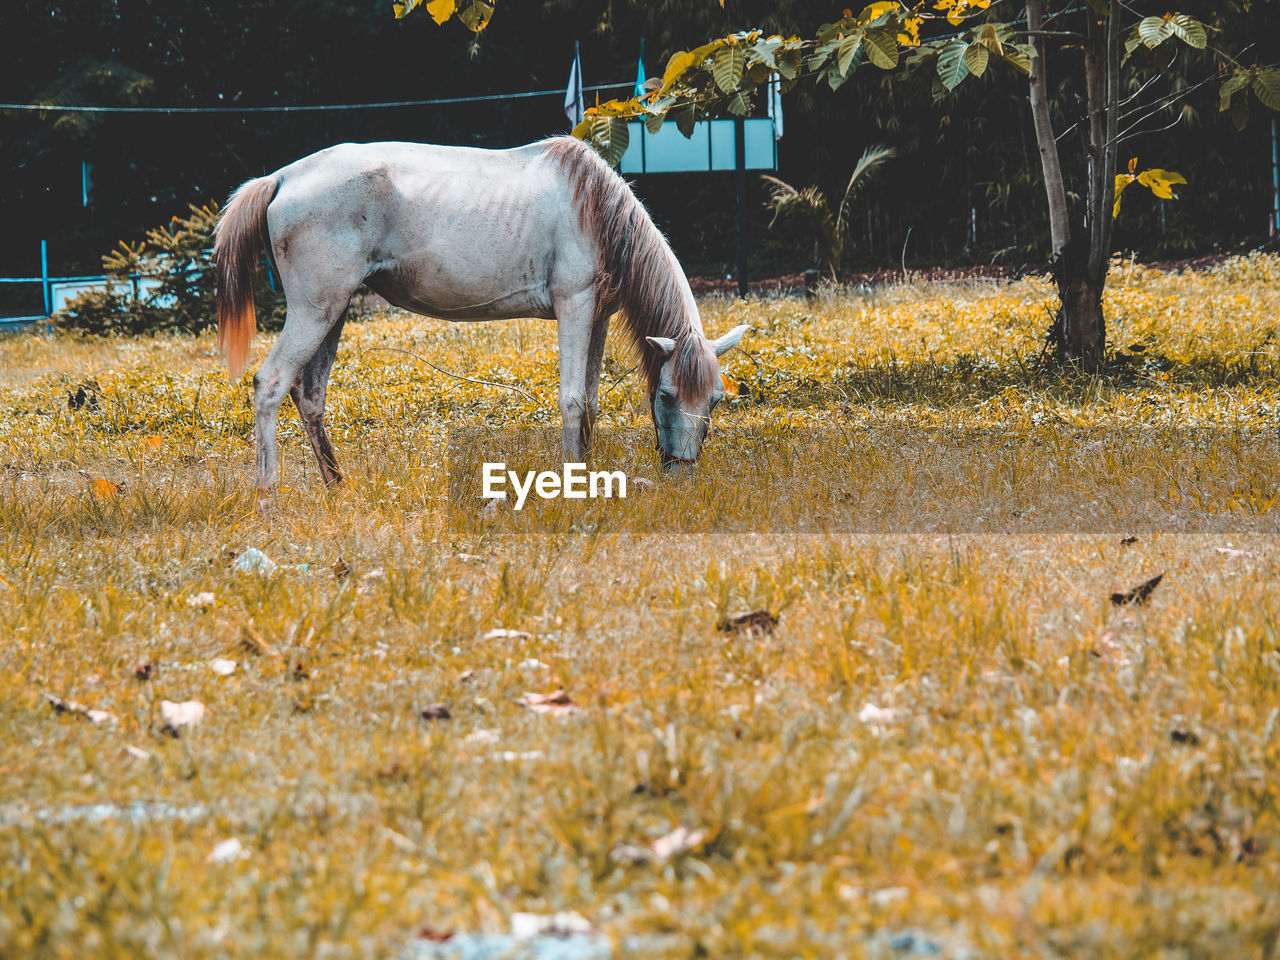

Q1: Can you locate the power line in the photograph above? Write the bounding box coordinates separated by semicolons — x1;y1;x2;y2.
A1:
0;82;633;115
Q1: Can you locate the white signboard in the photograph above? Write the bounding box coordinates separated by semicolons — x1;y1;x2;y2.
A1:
619;118;777;175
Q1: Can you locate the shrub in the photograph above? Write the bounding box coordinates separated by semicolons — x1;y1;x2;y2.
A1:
57;203;285;337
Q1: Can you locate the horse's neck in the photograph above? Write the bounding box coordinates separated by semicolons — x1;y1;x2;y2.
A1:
652;230;704;339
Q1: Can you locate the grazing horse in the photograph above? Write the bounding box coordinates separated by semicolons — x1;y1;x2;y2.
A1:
214;136;748;490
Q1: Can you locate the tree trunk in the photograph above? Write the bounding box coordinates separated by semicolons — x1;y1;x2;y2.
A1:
1025;0;1071;253
1057;0;1121;370
1026;0;1106;368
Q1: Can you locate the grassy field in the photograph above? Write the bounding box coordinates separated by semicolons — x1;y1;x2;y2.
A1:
2;255;1279;958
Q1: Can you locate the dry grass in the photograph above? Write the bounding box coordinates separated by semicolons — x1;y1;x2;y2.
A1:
2;254;1279;958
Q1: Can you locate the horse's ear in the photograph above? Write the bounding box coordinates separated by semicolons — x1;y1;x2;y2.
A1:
645;336;676;357
711;324;749;357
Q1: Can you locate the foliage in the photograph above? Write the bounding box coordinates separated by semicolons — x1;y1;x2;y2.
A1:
763;144;895;278
3;259;1280;956
58;204;283;338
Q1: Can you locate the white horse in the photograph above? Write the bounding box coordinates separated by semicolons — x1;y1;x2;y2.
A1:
214;136;748;489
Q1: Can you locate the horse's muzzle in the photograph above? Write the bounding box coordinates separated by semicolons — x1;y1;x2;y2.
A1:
659;449;697;476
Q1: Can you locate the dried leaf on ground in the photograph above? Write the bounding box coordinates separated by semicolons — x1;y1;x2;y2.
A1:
484;628;532;641
510;911;593;938
717;609;779;636
332;557;351;578
1110;573;1164;606
612;825;708;865
42;693;115;725
160;699;205;736
206;837;248;864
415;926;455;942
515;688;576;716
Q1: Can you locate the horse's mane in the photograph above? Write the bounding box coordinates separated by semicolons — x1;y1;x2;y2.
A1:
543;137;717;402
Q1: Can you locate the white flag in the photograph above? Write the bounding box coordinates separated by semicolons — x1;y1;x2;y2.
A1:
767;77;784;140
564;44;584;127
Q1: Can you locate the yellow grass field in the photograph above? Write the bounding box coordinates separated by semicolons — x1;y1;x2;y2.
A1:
2;255;1279;958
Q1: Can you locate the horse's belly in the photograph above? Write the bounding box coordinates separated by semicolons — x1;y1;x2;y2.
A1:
367;259;555;321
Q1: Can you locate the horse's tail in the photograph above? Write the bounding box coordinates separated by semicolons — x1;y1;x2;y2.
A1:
214;175;279;377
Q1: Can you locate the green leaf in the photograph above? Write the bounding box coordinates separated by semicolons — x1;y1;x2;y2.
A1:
713;44;746;93
964;42;989;78
1167;14;1207;50
1219;70;1249;110
863;28;899;70
1138;16;1173;48
1230;92;1249;131
726;91;752;115
605;117;630;167
1004;43;1035;74
644;111;665;136
1252;68;1280;111
673;104;696;138
837;33;862;76
937;39;970;91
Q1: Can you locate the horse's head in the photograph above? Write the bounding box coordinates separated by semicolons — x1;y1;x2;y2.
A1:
645;324;749;475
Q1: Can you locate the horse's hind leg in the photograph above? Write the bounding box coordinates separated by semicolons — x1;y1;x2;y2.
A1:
253;303;346;491
290;316;346;487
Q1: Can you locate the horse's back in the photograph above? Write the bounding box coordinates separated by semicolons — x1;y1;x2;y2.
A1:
265;140;594;320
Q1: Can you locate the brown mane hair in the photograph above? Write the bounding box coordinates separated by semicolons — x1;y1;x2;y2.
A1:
544;137;717;402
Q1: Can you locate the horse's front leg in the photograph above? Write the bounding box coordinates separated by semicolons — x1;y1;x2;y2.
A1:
555;290;597;461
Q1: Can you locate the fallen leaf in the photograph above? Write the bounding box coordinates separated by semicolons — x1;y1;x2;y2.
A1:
415;926;454;942
1110;573;1164;606
516;688;576;716
652;825;707;860
210;658;237;676
332;557;351;579
420;703;451;720
717;609;778;637
144;435;164;450
206;837;248;864
160;699;205;736
510;912;593;938
612;824;709;865
42;693;115;724
858;702;900;725
484;628;532;641
92;478;120;499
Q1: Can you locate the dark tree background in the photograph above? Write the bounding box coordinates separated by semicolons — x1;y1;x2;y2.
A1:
1;0;1277;313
